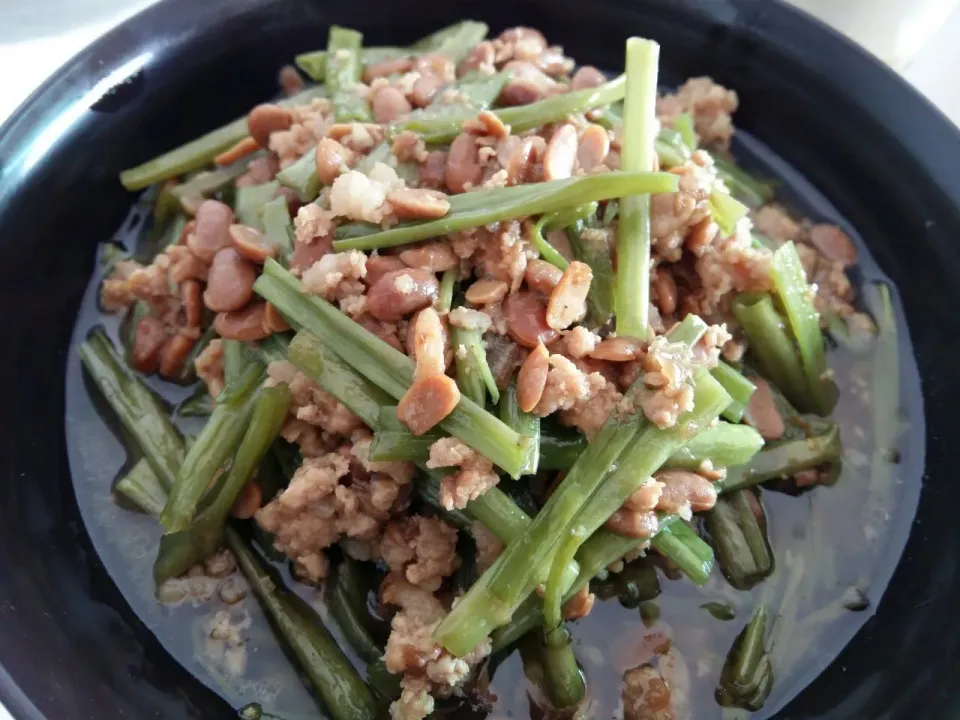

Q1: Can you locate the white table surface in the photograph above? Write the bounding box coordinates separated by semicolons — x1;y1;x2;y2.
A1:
0;2;957;719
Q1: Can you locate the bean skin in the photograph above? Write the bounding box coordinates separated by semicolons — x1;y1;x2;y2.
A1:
214;301;270;341
366;269;439;322
203;248;257;312
503;291;559;348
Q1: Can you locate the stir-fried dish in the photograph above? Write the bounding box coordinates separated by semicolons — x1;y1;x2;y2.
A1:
76;21;907;720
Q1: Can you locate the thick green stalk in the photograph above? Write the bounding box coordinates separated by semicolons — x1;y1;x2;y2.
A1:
712;361;756;423
334;172;679;252
709;188;749;237
665;422;764;470
437;269;457;314
276;147;321;202
567;221;616;328
674;112;697;150
718;425;841;492
650;518;715;586
704;490;773;590
528;216;570;270
234;180;280;228
115;458;168;516
326;26;370;122
541;626;585;709
451;326;499;406
616;37;660;339
261;195;294;259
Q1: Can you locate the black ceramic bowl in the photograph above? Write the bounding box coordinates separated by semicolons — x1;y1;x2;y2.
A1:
1;0;959;718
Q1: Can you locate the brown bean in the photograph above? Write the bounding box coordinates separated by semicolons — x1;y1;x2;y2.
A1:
524;259;563;294
543;124;579;181
371;86;413;124
365;255;408;287
290;236;333;275
517;343;549;412
387;188;451;220
170;249;208;283
214;301;270;341
229;224;278;264
410;73;447;108
180;279;203;328
406;309;452;369
263;302;291;334
685;218;718;255
187;200;234;263
458;41;495;76
131;316;167;374
419;150;448;190
247;103;293;147
654;469;718;514
546;260;592;330
315;137;357;186
499;78;545;106
230;480;263;519
571;66;606;91
411;307;447;379
590;337;643;362
366;269;439;322
654;269;678;315
475;110;508;139
399;241;458;272
278;64;305;96
503;136;535;185
502;291;559;348
214;136;260;167
203;248;257;312
577;124;610;172
809;224;857;266
444;133;482;193
362;56;414;83
396;374;461;435
158;331;197;378
745;376;785;441
498;27;548;58
651;192;698;238
605;509;659;538
177;219;196;246
237;154;281;187
465;278;509;305
623;480;664;512
561;585;595;621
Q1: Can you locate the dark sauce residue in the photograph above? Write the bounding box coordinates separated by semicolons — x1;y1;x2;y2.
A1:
63;129;924;719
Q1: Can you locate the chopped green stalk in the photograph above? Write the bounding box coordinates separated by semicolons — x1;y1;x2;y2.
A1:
771;242;835;414
717;605;774;711
326;26;370;122
452;326;500;406
227;529;379;720
542;202;600;234
234;180;279;228
296;47;407;81
719;425;841;493
674;112;697;150
710;188;749;238
665;422;764;470
712;154;776;208
539;430;584;470
176;387;213;418
223;339;247;384
261;195;294;259
393;75;627;144
705;490;773;590
650;519;715;586
434;319;720;656
115;459;168;516
79;330;184;490
616;38;659;340
412;20;489;61
567;221;615;327
430;70;509;108
499;381;541;453
528;216;570;270
437;269;457;314
654;133;690;168
334;171;678;252
119;86;327;190
122;301;151;360
168;161;252;207
154;384;290;582
276;147;321;202
542;626;586;709
415;469;476;533
733;293;808;410
160;362;264;531
255;261;536;477
712;361;756;423
544;526;586;631
329;573;384;663
369;408;440;462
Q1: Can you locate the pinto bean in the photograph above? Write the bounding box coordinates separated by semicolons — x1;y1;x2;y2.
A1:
315;137;357;186
571;65;606;90
214;301;269;341
410;73;447;108
247;103;293;147
230;480;263;519
170;249;208;283
229;224;278;263
419;150;448;190
180;279;203;328
263;302;291;334
396;374;461;435
406;309;452;368
809;224;857;266
524;259;563;294
131;315;167;374
187;200;234;263
444;133;482;193
388;188;451;221
745;376;785;441
546;261;592;330
371;86;413;124
290;234;333;273
362;56;414;83
577;124;610;171
366;269;439;321
605;509;659;538
543;124;579;181
465;278;509;305
411;307;447;379
365;255;408;287
654;269;678;315
503;136;535;186
590;337;643;362
458;41;495;76
654;469;718;514
158;331;197;378
204;248;257;312
399;241;458;271
623;481;664;512
502;291;559;348
517;343;549;412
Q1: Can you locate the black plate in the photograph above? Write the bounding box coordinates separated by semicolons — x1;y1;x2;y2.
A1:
0;0;958;718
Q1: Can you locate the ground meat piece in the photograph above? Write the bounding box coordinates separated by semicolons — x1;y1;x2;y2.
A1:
694;226;773;314
352;436;416;486
301;250;368;302
622;647;691;720
562;585;595;621
472;521;504;573
195;338;225;397
447;306;493;332
633;334;701;429
658;77;738;148
560;377;623;439
392;130;429;163
100;259;143;310
751;204;801;243
564;326;600;359
293;203;333;246
329;164;403;223
533;354;600;417
381;515;460;591
426;438;500;510
478;220;528;292
546;261;592;330
391;676;434;720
